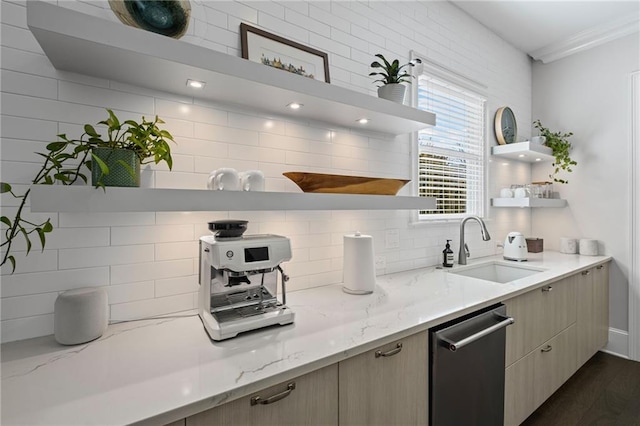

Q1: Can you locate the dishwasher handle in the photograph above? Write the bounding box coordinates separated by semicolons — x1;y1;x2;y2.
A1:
440;312;514;352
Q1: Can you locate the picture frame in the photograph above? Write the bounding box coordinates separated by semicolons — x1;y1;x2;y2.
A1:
240;23;330;83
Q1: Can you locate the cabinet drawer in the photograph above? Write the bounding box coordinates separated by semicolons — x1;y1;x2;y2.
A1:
505;275;576;365
186;364;338;426
504;324;576;426
339;332;428;426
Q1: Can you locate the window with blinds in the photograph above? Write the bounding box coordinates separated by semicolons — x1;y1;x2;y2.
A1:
416;71;487;219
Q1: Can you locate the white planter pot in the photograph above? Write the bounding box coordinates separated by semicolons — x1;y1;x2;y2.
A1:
377;84;406;104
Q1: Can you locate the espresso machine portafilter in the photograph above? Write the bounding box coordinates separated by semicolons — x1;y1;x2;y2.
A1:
198;221;295;340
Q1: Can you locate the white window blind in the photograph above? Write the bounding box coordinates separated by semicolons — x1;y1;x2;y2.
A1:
417;71;487;219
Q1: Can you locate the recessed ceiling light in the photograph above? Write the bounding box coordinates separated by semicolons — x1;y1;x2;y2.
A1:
287;102;303;110
357;118;369;124
186;79;205;89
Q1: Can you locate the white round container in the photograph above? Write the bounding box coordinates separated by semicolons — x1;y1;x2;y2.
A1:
579;239;599;256
54;288;109;345
559;237;578;254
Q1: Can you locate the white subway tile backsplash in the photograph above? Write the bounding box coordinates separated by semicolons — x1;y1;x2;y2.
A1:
111;225;194;246
1;292;58;321
1;0;531;342
59;245;155;269
110;259;193;285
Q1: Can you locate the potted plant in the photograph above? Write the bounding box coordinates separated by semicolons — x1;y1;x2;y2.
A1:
0;109;175;272
533;119;576;184
369;54;422;104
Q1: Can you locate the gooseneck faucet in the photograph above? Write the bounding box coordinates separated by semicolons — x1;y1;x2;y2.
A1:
458;215;491;265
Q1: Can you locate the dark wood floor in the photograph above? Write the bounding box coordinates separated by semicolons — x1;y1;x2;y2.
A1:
522;351;640;426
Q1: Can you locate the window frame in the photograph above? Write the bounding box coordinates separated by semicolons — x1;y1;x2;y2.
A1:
410;52;489;223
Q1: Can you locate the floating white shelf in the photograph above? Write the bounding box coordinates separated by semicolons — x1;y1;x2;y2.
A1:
27;1;435;136
491;142;555;163
491;198;567;208
29;186;436;213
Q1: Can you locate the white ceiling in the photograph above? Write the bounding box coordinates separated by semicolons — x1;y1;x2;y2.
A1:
451;1;640;62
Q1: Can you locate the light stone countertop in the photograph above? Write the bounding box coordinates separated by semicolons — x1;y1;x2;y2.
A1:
1;251;611;425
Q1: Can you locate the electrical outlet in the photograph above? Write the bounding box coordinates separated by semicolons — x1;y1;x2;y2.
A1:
375;256;386;269
385;229;400;249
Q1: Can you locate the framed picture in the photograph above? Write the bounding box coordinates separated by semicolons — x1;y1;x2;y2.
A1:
240;23;330;83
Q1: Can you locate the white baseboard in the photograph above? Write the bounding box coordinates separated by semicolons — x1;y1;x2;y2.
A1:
600;327;629;359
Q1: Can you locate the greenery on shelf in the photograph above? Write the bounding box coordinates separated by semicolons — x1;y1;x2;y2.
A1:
0;109;174;273
369;54;422;86
533;119;576;184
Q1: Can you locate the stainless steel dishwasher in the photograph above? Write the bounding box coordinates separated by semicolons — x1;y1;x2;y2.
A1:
429;303;514;426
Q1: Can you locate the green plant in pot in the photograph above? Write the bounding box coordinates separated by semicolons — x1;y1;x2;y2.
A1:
0;109;174;272
369;54;422;104
533;119;576;184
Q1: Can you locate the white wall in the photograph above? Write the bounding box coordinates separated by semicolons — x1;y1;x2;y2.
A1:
0;0;531;342
532;33;640;331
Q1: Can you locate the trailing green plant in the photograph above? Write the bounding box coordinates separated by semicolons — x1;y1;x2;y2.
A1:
533;119;576;184
369;54;422;86
0;109;174;273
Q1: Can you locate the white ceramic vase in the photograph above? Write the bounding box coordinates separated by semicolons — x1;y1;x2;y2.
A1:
378;84;406;104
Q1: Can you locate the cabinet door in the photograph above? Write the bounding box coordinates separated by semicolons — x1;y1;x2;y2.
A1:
593;263;610;349
504;325;576;426
533;324;577;407
186;364;338;426
577;263;611;367
504;275;576;366
339;332;428;426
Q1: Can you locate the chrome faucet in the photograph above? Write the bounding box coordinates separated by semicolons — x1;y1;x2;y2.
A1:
458;215;491;265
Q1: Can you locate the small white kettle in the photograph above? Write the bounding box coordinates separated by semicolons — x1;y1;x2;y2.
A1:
503;232;528;261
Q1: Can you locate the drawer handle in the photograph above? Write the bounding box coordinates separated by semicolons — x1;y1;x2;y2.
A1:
541;345;553;353
250;382;296;406
582;270;591;276
375;342;403;358
596;265;604;270
541;286;553;292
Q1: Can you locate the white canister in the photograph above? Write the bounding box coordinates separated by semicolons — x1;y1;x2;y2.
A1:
559;237;578;254
342;232;375;295
54;287;109;345
579;239;599;256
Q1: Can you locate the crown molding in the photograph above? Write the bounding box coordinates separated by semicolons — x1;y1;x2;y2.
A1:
531;14;640;64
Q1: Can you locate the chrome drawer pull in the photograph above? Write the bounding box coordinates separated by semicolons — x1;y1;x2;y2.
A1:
596;265;604;270
375;342;403;358
541;286;553;292
250;382;296;406
541;345;553;353
582;270;590;276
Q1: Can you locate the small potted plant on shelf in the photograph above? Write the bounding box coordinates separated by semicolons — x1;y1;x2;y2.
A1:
0;109;175;272
369;54;422;104
533;119;577;184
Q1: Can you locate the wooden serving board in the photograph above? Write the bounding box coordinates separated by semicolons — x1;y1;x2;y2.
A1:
283;172;410;195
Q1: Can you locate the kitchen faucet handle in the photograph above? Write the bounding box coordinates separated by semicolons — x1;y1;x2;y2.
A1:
464;243;470;258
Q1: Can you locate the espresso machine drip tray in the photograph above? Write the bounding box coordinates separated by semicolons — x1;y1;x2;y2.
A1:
213;302;281;323
210;288;277;313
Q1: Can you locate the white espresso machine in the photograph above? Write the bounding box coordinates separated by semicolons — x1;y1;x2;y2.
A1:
198;220;295;341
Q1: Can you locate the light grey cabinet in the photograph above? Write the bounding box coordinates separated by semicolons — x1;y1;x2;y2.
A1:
576;263;610;367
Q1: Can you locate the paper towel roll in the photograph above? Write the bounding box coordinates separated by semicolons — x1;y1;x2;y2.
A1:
343;231;375;295
579;239;599;256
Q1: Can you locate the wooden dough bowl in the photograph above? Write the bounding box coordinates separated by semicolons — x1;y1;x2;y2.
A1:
283;172;410;195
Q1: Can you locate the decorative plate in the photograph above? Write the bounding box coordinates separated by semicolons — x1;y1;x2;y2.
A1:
283;172;410;195
108;0;191;39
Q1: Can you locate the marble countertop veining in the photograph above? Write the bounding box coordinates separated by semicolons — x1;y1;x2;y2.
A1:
1;251;611;425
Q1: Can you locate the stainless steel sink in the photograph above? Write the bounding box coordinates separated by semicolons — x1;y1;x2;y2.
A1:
449;261;546;283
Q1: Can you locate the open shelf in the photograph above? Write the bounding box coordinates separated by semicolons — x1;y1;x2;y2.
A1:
27;1;435;136
29;186;436;213
491;142;555;163
491;198;567;208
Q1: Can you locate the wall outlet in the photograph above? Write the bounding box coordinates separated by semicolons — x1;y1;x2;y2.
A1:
375;256;386;269
385;229;400;249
